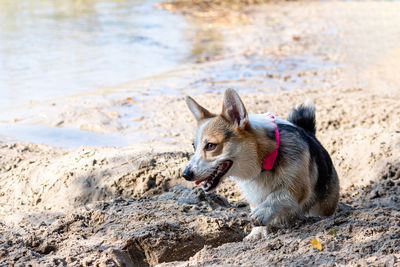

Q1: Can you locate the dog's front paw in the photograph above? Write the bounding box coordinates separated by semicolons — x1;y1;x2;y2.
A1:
251;207;273;226
244;226;268;242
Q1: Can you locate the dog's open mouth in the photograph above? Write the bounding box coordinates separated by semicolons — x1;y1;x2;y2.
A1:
194;160;232;191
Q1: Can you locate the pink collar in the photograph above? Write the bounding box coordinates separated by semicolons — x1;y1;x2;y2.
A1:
262;114;279;170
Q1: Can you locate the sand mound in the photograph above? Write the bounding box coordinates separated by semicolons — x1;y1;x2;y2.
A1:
160;168;400;266
0;143;194;213
1;161;398;266
0;186;251;266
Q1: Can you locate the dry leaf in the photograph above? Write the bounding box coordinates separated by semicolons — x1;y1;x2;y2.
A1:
133;116;145;122
328;228;338;236
310;237;322;251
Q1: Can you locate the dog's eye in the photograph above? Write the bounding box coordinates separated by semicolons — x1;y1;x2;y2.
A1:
204;143;217;151
192;142;196;150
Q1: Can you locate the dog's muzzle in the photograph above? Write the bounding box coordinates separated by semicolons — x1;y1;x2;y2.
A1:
182;166;194;181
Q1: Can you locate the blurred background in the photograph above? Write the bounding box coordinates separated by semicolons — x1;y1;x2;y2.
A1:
0;0;195;146
0;0;399;148
0;0;190;107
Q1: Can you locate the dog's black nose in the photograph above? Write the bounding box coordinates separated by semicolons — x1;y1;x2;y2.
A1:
182;167;194;181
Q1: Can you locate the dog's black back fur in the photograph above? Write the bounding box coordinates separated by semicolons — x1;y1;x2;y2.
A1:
270;102;338;214
277;124;335;201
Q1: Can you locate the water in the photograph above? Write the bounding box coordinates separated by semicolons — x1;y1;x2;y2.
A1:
0;123;129;147
0;0;344;147
0;0;190;108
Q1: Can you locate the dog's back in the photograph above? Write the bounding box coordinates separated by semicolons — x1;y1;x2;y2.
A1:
286;101;339;216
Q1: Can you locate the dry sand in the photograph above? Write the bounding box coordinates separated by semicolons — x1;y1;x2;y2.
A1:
1;1;400;266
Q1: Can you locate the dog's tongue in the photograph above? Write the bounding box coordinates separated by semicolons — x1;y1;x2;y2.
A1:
195;178;207;185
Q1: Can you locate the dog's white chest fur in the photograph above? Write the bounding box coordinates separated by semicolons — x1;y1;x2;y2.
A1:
231;173;273;209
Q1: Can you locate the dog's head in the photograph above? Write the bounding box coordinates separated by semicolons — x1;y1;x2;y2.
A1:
182;89;265;191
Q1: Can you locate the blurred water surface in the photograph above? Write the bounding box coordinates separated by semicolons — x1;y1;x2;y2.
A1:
0;0;190;108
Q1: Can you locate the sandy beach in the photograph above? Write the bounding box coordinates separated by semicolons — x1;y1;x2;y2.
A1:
1;1;400;266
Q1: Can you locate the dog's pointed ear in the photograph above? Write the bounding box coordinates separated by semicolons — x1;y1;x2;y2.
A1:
185;96;213;121
222;89;248;128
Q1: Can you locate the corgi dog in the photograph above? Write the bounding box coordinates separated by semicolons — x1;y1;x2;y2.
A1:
182;89;339;241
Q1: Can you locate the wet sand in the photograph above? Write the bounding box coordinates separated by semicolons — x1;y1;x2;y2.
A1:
1;1;400;266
